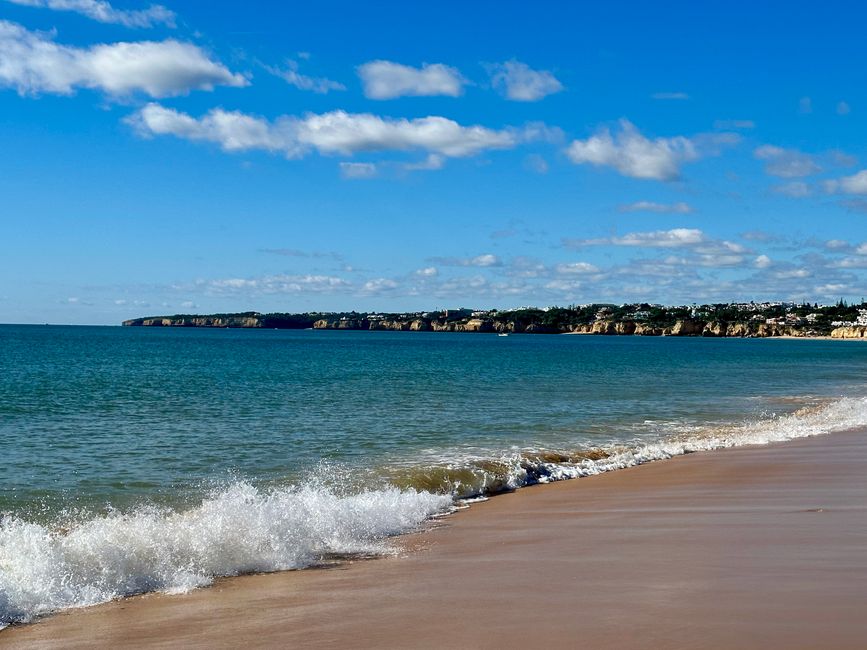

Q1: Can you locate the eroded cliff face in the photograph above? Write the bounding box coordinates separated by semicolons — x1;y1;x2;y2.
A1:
831;325;867;338
124;315;263;328
125;314;840;338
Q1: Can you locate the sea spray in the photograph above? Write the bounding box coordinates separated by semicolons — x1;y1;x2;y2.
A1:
0;483;452;627
2;396;866;628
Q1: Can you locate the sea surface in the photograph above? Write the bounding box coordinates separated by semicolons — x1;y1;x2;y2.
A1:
2;324;867;626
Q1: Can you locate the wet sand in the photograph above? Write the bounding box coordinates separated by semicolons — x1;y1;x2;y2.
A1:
4;431;867;649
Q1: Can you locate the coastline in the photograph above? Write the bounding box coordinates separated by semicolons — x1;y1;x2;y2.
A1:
4;429;867;649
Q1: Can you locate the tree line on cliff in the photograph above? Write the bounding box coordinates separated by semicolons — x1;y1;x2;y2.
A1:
121;300;867;337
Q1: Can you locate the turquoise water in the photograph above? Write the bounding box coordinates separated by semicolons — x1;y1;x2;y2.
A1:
2;324;867;625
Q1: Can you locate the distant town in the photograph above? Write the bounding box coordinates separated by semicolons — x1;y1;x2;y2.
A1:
123;300;867;338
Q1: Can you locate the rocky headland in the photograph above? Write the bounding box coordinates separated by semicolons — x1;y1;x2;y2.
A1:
122;303;867;339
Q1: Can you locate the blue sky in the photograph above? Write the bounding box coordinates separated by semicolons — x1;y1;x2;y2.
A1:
1;0;866;324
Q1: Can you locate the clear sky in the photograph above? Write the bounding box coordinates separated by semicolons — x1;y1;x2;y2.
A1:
1;0;866;324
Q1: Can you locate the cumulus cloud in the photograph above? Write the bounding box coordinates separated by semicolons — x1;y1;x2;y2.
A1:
619;201;692;213
6;0;175;28
754;254;772;269
754;145;820;178
612;228;706;247
357;60;465;99
339;161;377;179
555;262;600;274
565;120;732;181
824;170;867;195
128;104;524;159
0;21;246;97
266;59;345;94
361;278;399;294
565;228;748;258
487;60;563;102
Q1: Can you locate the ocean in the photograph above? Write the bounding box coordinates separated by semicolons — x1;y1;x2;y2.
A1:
2;324;867;627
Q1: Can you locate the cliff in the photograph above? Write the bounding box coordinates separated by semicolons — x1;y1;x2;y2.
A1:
830;325;867;339
123;303;867;339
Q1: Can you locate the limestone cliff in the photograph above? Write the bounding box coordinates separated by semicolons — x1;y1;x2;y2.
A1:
831;325;867;338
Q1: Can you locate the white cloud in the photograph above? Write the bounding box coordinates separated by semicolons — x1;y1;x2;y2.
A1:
468;254;499;267
754;254;772;269
566;228;703;248
824;170;867;195
199;274;351;295
619;201;692;213
555;262;599;274
339;161;377;179
488;60;563;102
565;228;749;258
612;228;706;247
361;278;399;294
0;21;246;97
6;0;175;28
129;104;522;159
266;59;345;94
414;267;438;277
754;145;820;178
772;181;811;197
836;257;867;269
566;120;714;181
651;92;689;100
774;268;811;280
403;153;445;171
357;60;464;99
430;253;501;267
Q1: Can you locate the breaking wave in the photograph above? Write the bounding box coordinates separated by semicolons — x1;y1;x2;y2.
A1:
387;396;867;498
0;484;452;628
2;395;865;628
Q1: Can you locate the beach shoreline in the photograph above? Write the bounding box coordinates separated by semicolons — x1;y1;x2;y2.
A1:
4;429;867;649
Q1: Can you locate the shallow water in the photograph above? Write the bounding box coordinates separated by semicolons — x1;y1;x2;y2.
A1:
2;325;867;625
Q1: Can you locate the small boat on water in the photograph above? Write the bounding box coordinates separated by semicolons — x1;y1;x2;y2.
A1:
498;333;509;337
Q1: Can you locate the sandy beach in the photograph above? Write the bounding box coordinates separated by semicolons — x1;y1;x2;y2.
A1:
4;430;867;649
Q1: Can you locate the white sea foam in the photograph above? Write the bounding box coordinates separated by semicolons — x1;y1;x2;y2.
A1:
2;396;865;629
0;483;452;628
510;395;867;485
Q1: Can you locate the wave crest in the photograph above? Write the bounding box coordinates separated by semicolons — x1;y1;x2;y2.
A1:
0;483;452;627
2;396;866;628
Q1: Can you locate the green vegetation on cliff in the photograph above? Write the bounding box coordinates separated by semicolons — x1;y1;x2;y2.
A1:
122;300;867;338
